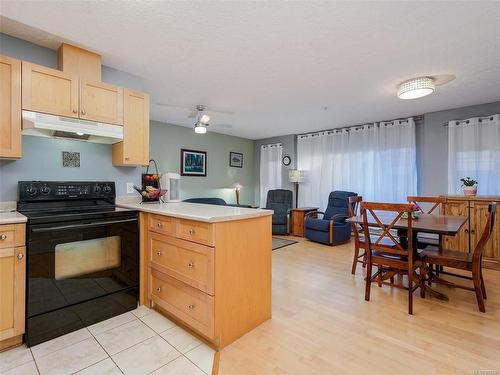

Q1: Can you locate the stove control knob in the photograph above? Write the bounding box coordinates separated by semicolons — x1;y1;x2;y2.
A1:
40;185;51;195
26;184;38;196
93;185;101;194
103;185;112;194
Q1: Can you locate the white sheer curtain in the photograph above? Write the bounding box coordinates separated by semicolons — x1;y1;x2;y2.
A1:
259;143;283;207
298;118;417;209
448;114;500;194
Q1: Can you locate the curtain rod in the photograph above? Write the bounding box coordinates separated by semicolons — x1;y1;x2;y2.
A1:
297;115;423;138
442;114;498;127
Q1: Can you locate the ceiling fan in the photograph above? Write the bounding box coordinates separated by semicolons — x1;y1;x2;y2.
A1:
154;102;234;133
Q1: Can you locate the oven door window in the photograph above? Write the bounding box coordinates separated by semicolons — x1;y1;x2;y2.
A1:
55;236;121;280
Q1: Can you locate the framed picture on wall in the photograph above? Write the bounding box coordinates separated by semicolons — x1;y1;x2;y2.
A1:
180;149;207;176
229;152;243;168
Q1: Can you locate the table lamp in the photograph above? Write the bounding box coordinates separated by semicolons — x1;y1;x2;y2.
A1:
232;183;242;205
288;170;304;208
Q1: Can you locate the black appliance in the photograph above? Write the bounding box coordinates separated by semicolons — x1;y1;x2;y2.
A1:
17;181;139;347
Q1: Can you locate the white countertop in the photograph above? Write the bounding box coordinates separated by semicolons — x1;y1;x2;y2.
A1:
117;200;273;223
0;211;27;225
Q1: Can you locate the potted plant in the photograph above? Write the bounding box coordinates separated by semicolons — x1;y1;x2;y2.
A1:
460;177;478;196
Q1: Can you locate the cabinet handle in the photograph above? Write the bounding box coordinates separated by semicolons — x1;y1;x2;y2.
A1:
125;157;130;161
156;287;161;292
81;109;86;115
156;251;162;256
17;253;24;260
157;222;163;228
0;234;6;240
187;304;195;310
72;109;78;114
187;262;194;268
465;229;469;233
471;230;475;234
188;229;195;235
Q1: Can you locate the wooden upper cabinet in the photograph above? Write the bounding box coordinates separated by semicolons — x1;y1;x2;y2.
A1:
80;80;123;125
0;55;22;159
112;89;150;166
470;201;499;265
22;62;79;118
58;43;101;81
442;200;470;252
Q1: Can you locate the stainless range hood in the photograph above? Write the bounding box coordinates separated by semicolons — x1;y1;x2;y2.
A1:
22;110;123;144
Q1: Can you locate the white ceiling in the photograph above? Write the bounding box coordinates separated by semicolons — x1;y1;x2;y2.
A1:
1;1;500;139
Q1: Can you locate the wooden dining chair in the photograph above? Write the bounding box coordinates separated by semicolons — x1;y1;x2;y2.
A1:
407;196;446;215
361;202;426;315
422;202;496;312
348;196;365;274
407;196;447;249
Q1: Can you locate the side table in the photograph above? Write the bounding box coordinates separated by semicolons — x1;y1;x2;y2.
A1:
291;207;319;237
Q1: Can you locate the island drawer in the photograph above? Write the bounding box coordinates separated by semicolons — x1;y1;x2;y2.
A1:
0;224;25;249
176;219;214;246
149;233;214;295
148;215;175;236
150;269;214;339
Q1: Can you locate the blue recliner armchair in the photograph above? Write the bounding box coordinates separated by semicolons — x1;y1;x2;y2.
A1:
304;191;358;245
266;189;293;235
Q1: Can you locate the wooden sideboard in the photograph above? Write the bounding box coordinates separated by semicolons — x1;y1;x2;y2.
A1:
139;212;272;349
441;195;500;269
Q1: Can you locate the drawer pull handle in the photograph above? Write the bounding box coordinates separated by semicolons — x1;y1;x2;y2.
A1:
157;222;163;228
81;109;86;115
187;304;195;310
156;287;162;292
188;262;194;268
156;251;162;256
0;234;6;240
17;253;24;260
189;229;195;235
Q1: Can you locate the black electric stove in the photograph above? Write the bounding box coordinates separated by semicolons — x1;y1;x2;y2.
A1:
18;181;139;346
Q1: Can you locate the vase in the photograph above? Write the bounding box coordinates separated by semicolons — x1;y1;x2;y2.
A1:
463;186;477;196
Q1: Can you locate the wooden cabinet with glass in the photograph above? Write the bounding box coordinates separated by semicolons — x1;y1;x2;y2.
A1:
0;55;22;159
441;196;500;269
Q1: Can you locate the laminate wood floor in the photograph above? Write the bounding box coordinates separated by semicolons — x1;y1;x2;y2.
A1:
218;237;500;375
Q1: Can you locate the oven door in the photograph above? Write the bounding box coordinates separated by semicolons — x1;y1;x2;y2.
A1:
26;213;139;345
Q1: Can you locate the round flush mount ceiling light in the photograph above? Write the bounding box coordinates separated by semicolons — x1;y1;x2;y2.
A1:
397;76;435;100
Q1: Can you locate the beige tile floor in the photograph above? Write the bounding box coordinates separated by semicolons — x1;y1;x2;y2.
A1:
0;306;214;375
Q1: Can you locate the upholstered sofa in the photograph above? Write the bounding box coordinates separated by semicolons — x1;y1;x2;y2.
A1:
183;197;253;208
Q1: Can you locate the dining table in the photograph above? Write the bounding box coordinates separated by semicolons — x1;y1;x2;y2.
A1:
347;212;468;300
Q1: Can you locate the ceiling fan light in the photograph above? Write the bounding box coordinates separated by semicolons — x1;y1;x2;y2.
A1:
397;77;435;99
194;124;207;134
199;114;210;124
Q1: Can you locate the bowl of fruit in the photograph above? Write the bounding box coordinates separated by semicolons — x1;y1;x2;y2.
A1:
133;185;167;202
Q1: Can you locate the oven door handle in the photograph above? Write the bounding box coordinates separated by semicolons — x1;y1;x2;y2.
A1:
31;218;138;233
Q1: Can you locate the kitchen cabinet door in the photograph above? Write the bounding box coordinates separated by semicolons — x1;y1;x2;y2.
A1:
22;62;79;118
80;80;123;125
112;89;149;166
470;201;500;267
0;55;21;159
0;246;26;345
442;200;470;252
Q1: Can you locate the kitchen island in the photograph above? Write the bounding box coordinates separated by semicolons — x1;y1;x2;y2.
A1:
117;200;273;349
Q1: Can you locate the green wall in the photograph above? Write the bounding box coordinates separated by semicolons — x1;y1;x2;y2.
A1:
150;121;255;205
